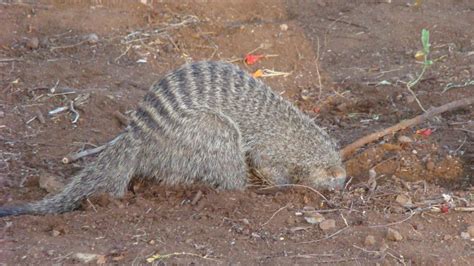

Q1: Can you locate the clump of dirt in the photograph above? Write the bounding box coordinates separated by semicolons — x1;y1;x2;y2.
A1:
1;0;473;265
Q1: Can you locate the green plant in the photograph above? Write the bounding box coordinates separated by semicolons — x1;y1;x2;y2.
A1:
407;29;432;112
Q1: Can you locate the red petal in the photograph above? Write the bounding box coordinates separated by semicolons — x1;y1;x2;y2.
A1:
440;204;449;213
245;54;263;65
416;128;433;136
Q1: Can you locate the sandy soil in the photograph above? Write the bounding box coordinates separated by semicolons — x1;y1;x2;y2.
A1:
0;0;473;265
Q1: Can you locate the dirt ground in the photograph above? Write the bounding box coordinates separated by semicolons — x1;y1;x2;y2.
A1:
1;0;473;265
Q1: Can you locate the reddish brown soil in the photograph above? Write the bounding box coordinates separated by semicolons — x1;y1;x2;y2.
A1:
1;1;473;265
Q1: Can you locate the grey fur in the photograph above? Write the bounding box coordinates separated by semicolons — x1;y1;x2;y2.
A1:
0;61;345;217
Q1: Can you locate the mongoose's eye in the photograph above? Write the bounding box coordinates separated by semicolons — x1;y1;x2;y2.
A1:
326;165;346;179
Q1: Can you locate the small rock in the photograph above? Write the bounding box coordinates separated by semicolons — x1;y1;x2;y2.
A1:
386;228;403;241
51;230;60;237
302;206;315;212
405;95;415;104
467;225;474;238
426;161;435;171
39;175;64;193
251;232;261;239
364;235;376;246
290;226;310;233
45;250;55;256
460;231;470;240
336;102;348;112
397;135;413;143
0;110;4;118
84;33;99;44
149;240;155;245
443;234;452;241
395;194;413;207
279;24;288;31
39;37;50;48
369;168;377;179
319;219;336;231
26;37;39;49
286;216;297;225
304;212;325;225
73;253;101;263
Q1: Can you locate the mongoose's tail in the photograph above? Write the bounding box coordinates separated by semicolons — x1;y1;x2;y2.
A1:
0;133;139;217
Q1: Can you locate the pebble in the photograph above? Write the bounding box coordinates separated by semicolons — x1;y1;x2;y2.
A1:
319;219;336;231
364;235;376;246
26;37;39;49
0;110;4;118
467;225;474;238
84;33;99;44
395;194;413;207
73;253;102;264
405;95;415;104
286;216;297;225
304;212;325;225
460;231;470;240
386;228;403;241
279;24;288;31
426;161;435;171
397;135;413;143
39;175;64;193
51;229;61;237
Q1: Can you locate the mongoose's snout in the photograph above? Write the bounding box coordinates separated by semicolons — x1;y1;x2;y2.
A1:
309;165;347;190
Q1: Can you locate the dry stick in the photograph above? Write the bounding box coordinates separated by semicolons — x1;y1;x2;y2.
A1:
340;96;474;160
62;135;121;164
113;110;130;126
261;203;290;227
261;184;329;201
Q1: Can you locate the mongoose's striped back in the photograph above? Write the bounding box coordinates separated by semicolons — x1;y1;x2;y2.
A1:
0;61;346;217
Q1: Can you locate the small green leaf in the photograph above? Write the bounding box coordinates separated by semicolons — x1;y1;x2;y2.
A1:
421;29;430;54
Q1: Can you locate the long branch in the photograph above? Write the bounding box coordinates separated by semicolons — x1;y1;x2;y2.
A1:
340;96;474;160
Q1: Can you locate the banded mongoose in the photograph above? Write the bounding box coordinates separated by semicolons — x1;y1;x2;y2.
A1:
0;61;346;217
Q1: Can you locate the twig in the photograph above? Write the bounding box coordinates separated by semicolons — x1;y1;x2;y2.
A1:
191;190;203;205
340;96;474;159
260;69;292;78
406;83;427;112
86;198;98;213
454;207;474;212
261;203;290;227
326;17;368;30
35;109;46;124
368;211;416;228
146;252;220;263
69;100;80;123
62;135;121;164
0;58;23;62
299;226;349;244
48;106;69;115
114;45;132;63
442;79;474;93
260;184;328;201
453;136;467;154
113;110;130;126
315;37;323;100
62;145;107;164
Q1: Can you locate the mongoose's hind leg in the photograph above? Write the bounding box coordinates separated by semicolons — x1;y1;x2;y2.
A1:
179;110;248;189
142;109;248;189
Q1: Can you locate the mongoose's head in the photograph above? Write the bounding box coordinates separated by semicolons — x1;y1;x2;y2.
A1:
288;121;347;190
307;164;347;190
